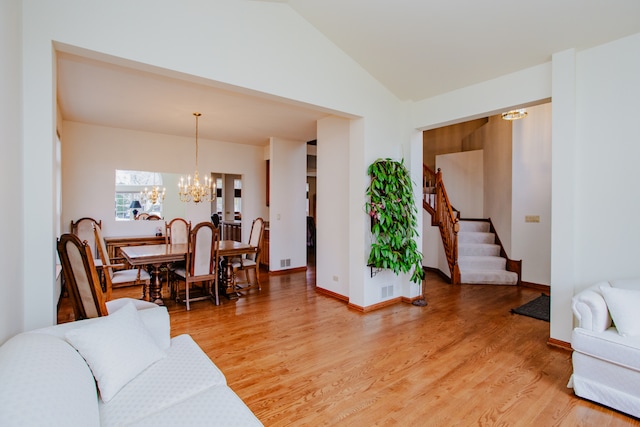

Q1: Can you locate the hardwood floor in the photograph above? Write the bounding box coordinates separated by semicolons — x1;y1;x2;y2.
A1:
58;267;640;426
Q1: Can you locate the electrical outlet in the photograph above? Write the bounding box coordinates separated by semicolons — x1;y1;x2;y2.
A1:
332;275;339;282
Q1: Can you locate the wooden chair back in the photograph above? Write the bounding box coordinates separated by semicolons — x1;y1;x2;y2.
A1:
57;233;108;319
93;223;116;297
70;217;102;259
246;217;265;263
165;218;191;245
185;222;221;306
187;222;220;278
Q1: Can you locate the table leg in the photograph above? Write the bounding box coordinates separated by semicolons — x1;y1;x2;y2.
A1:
149;263;164;305
220;257;239;300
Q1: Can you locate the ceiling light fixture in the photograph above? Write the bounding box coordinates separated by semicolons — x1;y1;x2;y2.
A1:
140;185;165;205
179;112;215;203
501;109;528;120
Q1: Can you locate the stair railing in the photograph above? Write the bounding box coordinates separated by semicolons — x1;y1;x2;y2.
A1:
423;164;437;220
424;165;461;284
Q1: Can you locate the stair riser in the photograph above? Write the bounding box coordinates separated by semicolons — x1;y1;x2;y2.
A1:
458;221;490;233
459;257;506;270
458;232;495;244
458;244;500;257
460;270;518;285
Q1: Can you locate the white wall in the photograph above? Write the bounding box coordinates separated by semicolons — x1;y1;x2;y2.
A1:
17;0;640;340
511;103;552;285
414;33;640;344
482;116;513;254
0;0;24;343
269;137;307;271
438;150;484;218
424;150;483;277
317;116;350;296
413;63;552;131
62;122;267;242
573;33;640;285
20;0;407;330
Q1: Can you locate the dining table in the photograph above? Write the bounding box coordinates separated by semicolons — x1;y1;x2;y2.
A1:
120;240;255;305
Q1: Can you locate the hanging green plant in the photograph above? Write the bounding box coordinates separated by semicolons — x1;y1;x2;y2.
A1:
366;158;424;284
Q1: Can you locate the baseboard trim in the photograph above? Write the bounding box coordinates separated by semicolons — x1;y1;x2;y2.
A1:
547;337;572;351
268;266;307;275
348;297;402;313
318;287;421;311
521;281;550;293
315;286;349;302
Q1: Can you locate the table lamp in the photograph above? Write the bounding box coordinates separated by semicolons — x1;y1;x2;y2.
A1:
129;200;142;218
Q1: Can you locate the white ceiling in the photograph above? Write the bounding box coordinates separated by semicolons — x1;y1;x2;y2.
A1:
56;52;327;146
57;0;640;145
288;0;640;101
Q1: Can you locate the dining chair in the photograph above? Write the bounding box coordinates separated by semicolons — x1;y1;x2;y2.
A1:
173;222;220;310
93;224;151;300
57;233;157;319
165;218;191;298
231;217;265;293
70;217;102;253
69;217;103;294
165;218;191;245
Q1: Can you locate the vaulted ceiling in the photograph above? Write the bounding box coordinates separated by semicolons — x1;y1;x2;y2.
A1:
57;0;640;145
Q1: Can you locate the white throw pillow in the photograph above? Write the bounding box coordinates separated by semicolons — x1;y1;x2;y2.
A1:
600;286;640;337
65;301;167;402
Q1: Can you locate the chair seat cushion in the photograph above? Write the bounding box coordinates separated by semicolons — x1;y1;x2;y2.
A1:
173;267;186;279
572;327;640;371
231;260;257;269
112;268;150;284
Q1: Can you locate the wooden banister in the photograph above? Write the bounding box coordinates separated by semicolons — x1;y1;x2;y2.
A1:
434;169;460;284
423;164;461;283
423;164;437;221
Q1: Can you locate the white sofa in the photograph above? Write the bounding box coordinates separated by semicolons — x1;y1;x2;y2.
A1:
569;278;640;418
0;303;263;426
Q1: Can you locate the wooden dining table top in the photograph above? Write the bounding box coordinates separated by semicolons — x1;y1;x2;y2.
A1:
120;240;255;266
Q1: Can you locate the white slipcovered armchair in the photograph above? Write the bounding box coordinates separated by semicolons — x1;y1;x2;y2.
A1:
569;278;640;418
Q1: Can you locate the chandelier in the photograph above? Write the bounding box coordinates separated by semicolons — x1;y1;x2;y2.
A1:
179;112;215;203
140;184;166;205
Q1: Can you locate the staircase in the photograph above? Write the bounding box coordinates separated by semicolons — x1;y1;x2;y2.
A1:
423;165;521;285
458;220;518;285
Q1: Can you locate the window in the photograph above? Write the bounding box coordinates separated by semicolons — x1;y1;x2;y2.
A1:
234;178;242;218
115;170;164;220
215;177;223;217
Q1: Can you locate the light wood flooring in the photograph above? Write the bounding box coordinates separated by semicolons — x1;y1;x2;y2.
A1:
58;267;640;426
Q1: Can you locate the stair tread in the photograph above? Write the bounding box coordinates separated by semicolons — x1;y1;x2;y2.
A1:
459;255;504;260
460;269;518;285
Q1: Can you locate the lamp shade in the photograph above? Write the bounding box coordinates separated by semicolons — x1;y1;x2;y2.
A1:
129;200;142;209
